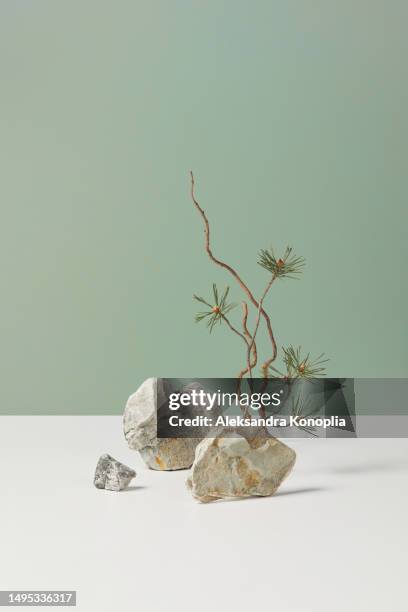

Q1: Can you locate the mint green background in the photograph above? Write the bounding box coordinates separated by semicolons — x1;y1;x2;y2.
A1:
1;1;406;414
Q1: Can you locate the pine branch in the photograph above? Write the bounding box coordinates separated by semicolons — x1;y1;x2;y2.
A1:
248;248;304;378
189;172;329;411
190;171;278;371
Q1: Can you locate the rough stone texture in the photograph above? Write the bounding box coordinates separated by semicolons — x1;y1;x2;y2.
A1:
94;454;136;491
123;378;202;471
186;429;296;502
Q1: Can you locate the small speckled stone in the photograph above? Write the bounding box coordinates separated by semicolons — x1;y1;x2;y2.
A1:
94;454;136;491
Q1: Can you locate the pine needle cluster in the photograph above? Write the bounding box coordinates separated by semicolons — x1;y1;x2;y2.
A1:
194;284;236;333
282;345;328;378
257;246;305;279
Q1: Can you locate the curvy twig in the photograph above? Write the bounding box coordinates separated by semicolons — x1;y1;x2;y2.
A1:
247;273;276;378
190;171;277;374
219;313;253;381
239;301;259;417
240;302;257;378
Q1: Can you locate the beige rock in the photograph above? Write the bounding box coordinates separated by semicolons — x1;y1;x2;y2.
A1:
139;438;199;471
187;429;296;502
123;378;201;471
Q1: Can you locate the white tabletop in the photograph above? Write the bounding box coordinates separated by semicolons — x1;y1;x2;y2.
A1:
1;416;407;611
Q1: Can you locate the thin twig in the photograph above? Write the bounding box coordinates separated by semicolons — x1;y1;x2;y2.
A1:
246;273;276;378
190;171;278;373
220;314;249;347
219;313;253;381
240;302;257;378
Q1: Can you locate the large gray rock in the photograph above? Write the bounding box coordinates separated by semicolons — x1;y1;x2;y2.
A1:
94;454;136;491
123;378;202;471
187;429;296;502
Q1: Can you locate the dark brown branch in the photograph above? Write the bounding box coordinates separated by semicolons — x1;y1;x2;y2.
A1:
190;171;278;373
